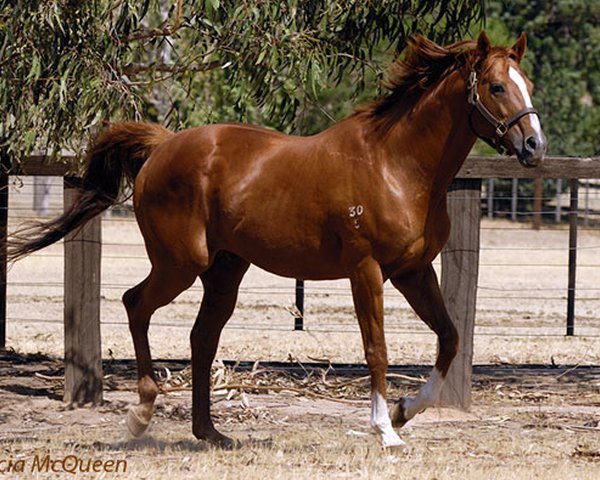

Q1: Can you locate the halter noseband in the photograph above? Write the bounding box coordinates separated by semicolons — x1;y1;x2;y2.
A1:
467;70;538;154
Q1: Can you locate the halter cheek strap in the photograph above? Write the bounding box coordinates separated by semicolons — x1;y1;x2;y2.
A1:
467;71;538;154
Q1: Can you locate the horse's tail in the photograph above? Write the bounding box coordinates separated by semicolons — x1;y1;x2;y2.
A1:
6;122;173;262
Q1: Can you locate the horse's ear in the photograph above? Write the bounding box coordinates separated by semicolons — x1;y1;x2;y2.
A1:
477;31;491;56
511;32;527;62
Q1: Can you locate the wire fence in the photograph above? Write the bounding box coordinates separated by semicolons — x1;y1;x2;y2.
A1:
4;176;600;354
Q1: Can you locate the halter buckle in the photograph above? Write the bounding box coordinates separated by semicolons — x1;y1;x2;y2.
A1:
495;123;508;137
468;90;479;105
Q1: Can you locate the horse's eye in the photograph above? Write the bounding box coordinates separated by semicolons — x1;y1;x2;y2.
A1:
490;83;505;95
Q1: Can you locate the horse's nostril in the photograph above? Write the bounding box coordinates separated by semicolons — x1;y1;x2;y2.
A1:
525;135;537;152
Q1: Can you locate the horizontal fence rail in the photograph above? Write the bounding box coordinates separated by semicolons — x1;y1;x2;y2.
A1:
458;155;600;178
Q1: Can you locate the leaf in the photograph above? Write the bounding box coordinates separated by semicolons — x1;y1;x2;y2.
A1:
207;0;220;11
59;70;69;107
309;60;323;99
256;49;267;65
28;56;41;81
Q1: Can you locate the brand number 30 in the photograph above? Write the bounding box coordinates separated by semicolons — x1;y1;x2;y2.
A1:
349;205;364;218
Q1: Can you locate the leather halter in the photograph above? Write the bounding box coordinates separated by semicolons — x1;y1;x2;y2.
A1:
467;70;538;154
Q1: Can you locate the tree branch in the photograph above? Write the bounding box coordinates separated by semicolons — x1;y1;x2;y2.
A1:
122;0;183;43
122;60;224;76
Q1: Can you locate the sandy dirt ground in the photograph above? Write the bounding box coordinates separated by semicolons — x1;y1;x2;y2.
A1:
0;353;599;479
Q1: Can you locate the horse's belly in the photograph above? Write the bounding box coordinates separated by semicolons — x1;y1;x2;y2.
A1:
252;257;348;280
221;224;349;280
234;242;349;280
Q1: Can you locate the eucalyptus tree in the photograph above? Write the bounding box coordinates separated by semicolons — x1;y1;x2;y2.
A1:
1;0;484;165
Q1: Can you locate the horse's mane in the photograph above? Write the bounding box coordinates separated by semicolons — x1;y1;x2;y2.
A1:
356;36;478;133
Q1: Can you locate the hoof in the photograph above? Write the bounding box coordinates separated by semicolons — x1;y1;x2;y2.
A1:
390;398;409;428
383;439;409;455
211;436;240;451
126;406;151;438
194;427;238;450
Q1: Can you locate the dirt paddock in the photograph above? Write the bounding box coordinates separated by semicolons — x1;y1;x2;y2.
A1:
0;352;599;479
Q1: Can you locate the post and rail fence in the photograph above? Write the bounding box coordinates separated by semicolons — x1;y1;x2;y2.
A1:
0;155;599;408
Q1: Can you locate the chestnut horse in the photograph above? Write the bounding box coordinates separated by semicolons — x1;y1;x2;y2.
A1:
7;32;545;451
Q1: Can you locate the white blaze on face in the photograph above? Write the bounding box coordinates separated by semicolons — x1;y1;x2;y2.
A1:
508;66;542;137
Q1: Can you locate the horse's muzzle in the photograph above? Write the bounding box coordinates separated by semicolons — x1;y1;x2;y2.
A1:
516;132;547;168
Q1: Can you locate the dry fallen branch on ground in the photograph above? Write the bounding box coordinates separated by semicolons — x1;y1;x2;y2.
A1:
572;445;600;458
157;362;425;406
34;372;62;382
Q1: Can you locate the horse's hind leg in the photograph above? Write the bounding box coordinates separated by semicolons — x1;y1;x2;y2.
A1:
390;264;458;426
123;265;198;437
191;252;249;448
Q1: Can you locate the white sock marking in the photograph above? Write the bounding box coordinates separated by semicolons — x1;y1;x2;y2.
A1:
508;66;542;137
402;368;444;420
370;391;406;448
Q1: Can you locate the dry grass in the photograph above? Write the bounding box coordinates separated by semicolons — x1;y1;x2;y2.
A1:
1;392;599;480
1;359;599;479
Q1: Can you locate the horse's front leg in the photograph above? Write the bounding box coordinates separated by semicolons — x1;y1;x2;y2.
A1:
390;264;458;426
350;258;407;452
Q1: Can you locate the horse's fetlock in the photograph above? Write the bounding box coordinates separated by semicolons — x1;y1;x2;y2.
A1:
391;398;410;428
138;375;159;403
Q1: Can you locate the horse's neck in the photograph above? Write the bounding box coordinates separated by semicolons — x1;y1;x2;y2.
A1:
385;71;476;198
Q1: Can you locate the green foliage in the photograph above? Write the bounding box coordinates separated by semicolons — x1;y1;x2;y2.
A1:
0;0;484;165
489;178;558;218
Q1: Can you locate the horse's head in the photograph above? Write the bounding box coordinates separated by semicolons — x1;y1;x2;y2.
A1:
468;32;546;167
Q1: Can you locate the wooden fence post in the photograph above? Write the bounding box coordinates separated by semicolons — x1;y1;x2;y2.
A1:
294;280;304;331
440;178;482;409
63;178;103;405
0;166;7;350
566;179;578;336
